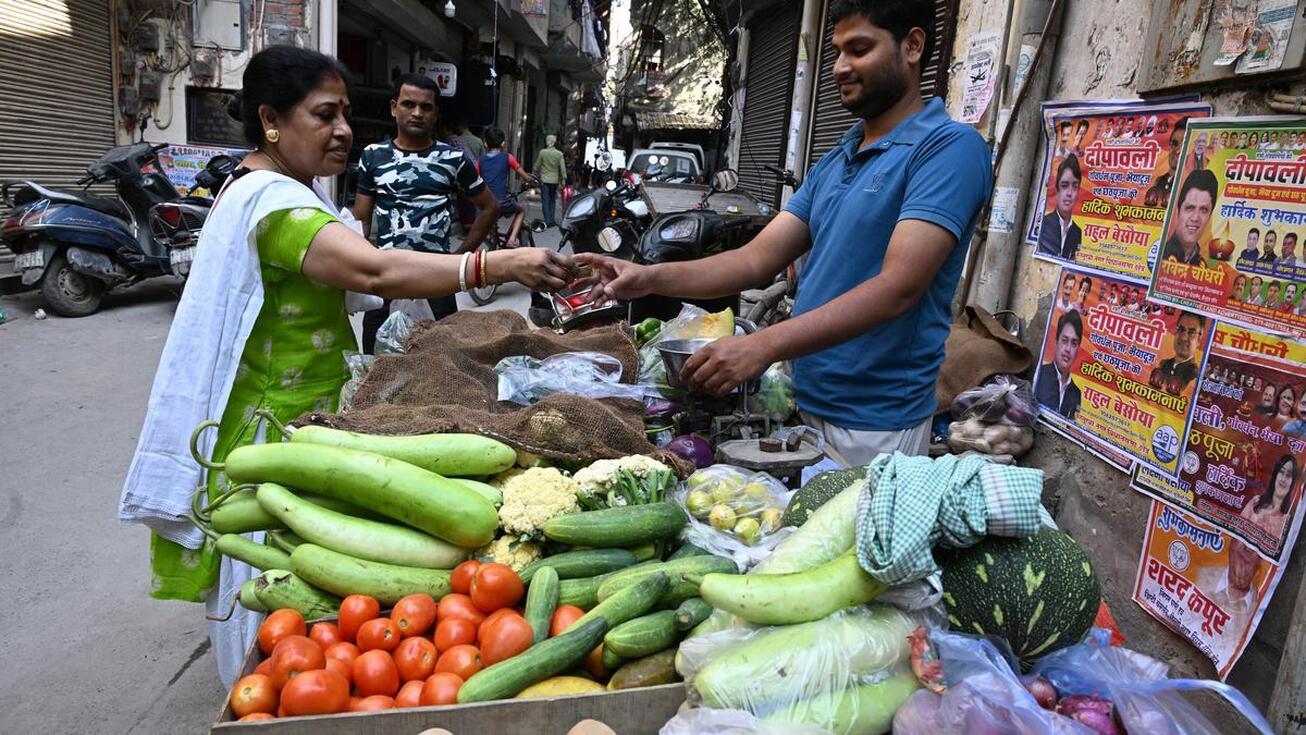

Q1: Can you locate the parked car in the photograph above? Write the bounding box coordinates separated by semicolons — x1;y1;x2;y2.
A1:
650;141;707;172
628;148;701;184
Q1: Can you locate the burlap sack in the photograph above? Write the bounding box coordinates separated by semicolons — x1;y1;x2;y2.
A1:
300;310;690;473
935;306;1033;414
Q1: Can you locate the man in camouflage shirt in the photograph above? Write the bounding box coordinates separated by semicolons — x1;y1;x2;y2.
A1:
353;73;499;353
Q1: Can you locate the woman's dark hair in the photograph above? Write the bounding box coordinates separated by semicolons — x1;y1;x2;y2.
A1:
228;46;350;148
829;0;935;73
484;127;506;149
1257;454;1298;514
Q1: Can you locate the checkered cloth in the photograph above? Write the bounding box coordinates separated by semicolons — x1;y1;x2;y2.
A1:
855;452;1048;586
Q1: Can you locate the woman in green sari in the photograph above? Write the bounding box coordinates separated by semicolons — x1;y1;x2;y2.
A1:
120;47;571;683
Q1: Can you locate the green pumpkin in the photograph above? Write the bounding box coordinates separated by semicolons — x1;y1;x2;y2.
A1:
938;526;1101;665
781;467;867;527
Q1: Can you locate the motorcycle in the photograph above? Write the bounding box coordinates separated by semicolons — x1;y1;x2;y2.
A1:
1;142;226;316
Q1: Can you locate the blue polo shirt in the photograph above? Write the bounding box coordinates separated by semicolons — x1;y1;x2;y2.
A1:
784;98;992;431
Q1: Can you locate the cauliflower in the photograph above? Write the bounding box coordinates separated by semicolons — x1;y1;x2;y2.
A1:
573;456;676;510
497;467;581;539
476;536;543;572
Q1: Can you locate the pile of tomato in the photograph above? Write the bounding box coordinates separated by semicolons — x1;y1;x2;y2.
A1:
228;561;588;720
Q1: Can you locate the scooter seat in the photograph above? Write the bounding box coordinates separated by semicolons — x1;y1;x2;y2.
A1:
11;181;129;219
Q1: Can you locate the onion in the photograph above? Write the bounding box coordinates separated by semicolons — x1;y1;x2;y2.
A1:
1005;403;1038;426
1020;675;1058;710
1058;695;1114;716
1068;709;1121;735
666;434;713;468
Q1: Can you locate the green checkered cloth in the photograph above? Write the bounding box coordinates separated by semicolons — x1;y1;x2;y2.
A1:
854;452;1047;586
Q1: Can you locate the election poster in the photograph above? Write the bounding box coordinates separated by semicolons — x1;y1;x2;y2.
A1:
1028;101;1211;281
1132;323;1306;562
1034;266;1213;476
1133;499;1293;679
156;144;246;193
1146;117;1306;338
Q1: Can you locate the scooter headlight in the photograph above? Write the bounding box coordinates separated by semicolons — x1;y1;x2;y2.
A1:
659;217;697;242
598;226;622;253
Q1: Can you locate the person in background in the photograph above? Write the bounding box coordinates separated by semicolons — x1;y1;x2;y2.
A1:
1035;310;1084;419
1230;273;1248;304
353;74;502;353
1262;229;1280;263
1238;227;1262;262
1281;283;1300;313
1272;385;1298;430
458;120;485;161
1148;311;1203;396
1278;232;1301;268
1248;275;1266;305
1256;382;1279;415
1071;119;1091;156
1267;280;1284;309
1053;120;1073;160
1037;154;1083;259
533;134;568;228
1241;454;1297;540
1072;275;1092;312
1145;119;1187;207
479;127;537;247
1054;272;1077;311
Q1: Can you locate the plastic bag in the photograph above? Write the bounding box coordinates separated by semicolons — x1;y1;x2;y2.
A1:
374;309;414;356
893;628;1274;735
679;605;924;735
754;364;795;420
675;464;795;570
660;708;829;735
344;290;384;314
952;374;1039;426
495;351;654;405
391;297;434;321
337;351;374;412
947;417;1035;457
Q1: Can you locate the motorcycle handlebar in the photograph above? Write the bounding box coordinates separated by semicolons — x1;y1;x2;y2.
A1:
151;143;170;153
76;174;95;186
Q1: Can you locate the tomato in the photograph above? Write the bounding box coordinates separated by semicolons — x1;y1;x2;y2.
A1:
254;658;274;679
352;694;395;711
477;608;520;644
479;613;534;665
394;679;424;708
324;641;359;670
238;712;275;721
470;563;525;613
356;618;402;653
450;560;481;595
352;649;400;697
391;594;438;638
437;593;486;626
270;635;326;690
393;637;438;682
434;617;477;653
549;605;586;637
324;657;351;687
347;696;363;711
434;644;482;681
279;668;350;716
419;672;463;706
309;621;342;650
229;673;278;718
338;594;381;642
258;609;307;655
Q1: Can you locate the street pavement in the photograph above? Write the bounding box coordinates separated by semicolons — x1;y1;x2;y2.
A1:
0;219;558;733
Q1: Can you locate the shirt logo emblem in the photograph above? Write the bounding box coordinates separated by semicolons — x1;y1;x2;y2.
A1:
864;172;886;193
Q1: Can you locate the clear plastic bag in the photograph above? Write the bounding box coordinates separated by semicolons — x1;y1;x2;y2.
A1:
344;290;384;314
495;351;654;405
678;605;923;735
337;351;374;412
660;708;829;735
893;628;1274;735
947;417;1035;457
675;464;795;570
375;309;414;355
951;374;1040;426
754;365;795;420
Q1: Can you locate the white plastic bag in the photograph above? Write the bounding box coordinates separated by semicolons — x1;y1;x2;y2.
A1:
375;309;414;355
495;352;656;405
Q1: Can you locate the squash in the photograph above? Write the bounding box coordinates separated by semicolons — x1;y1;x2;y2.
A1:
781;467;866;527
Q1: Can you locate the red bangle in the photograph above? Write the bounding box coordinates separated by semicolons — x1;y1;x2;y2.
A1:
472;250;483;288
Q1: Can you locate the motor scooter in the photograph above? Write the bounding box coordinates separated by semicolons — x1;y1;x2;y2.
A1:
1;142;220;316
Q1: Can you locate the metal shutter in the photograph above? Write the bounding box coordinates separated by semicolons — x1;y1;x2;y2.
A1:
806;0;959;163
0;0;116;267
735;4;800;209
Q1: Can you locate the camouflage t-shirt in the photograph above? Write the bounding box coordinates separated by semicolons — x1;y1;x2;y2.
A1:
356;139;485;253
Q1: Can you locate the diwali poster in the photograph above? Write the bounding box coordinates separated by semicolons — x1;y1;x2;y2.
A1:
1147;117;1306;338
1133;499;1292;679
1034;266;1213;476
1028;101;1211;281
1132;323;1306;562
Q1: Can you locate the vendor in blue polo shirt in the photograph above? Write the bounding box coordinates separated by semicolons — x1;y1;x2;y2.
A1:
576;0;992;464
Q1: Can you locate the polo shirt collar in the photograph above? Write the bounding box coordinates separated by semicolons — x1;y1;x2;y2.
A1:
837;97;949;158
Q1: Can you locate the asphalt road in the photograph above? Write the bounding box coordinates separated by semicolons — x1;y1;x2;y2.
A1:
0;222;553;732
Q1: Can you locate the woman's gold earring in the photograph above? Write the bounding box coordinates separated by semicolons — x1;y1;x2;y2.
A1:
265;129;280;144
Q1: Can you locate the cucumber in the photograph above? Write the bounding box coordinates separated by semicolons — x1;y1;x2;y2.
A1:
760;673;920;735
288;425;516;477
597;555;737;606
252;569;341;619
668;543;711;560
457;618;607;703
601;646;625;672
451;478;502;507
673;598;712;631
629;542;660;561
576;572;670;629
542;503;687;548
557;561;660;609
604;610;678;659
214;533;292;571
700;551;885;625
290;543;452;606
239;578;268;612
608;649;678;690
524;566;560;644
225;442;498;547
519;549;638;584
256;482;468;568
210;489;389;533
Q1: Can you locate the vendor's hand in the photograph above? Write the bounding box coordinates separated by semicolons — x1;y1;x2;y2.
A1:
573;253;656;302
493;248;573;291
682;334;772;397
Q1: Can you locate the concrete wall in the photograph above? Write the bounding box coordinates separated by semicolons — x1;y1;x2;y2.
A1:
944;0;1304;724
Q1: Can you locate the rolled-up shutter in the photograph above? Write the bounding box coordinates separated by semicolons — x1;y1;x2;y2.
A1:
0;0;116;266
806;0;959;164
735;4;800;209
